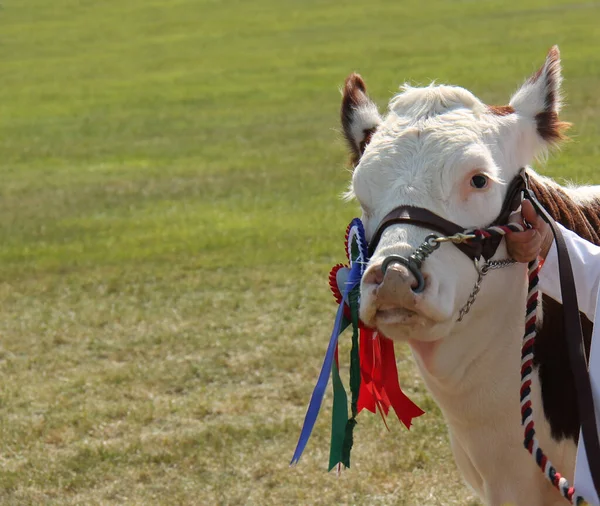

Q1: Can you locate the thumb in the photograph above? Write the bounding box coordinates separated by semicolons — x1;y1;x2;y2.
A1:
521;200;543;229
508;211;523;225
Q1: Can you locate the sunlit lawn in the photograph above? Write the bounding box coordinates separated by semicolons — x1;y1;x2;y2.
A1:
1;0;599;504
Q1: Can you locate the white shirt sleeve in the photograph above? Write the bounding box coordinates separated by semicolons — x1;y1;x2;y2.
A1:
574;278;600;505
539;222;600;322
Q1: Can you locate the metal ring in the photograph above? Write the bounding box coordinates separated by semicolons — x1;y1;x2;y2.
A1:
381;255;426;293
425;234;441;249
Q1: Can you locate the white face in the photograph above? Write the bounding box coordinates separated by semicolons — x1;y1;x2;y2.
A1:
354;90;519;341
342;49;564;341
341;46;567;341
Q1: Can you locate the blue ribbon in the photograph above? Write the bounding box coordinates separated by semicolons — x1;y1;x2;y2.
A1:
290;301;347;465
289;219;367;466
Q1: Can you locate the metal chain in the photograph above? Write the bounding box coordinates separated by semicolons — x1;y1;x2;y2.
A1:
457;258;517;321
457;268;484;322
481;258;517;274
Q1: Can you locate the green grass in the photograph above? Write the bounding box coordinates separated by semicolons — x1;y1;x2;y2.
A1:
1;0;599;504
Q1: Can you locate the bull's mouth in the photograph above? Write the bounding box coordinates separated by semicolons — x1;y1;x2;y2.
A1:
360;279;454;341
375;313;449;342
368;300;453;342
374;306;433;341
375;307;420;325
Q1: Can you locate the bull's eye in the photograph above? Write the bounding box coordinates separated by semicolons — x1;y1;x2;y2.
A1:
470;174;488;189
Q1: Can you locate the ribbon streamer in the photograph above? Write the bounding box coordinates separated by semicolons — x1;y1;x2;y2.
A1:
290;302;349;466
291;217;425;469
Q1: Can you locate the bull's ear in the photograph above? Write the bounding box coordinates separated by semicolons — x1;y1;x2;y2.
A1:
341;73;381;165
509;45;570;148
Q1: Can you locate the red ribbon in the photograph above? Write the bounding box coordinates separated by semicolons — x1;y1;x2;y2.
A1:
329;261;424;434
357;328;425;428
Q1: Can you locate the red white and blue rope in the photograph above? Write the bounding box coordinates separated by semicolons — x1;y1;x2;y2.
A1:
472;223;586;505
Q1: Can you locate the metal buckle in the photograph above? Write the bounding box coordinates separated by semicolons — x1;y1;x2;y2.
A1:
434;233;477;244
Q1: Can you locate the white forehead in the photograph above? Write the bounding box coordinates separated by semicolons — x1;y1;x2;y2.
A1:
351;84;504;214
389;83;487;119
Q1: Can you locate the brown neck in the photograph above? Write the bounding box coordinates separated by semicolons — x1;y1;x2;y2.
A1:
529;173;600;246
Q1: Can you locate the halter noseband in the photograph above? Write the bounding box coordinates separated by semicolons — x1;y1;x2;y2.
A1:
367;170;528;261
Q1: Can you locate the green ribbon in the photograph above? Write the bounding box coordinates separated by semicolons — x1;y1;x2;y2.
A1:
328;315;350;470
348;288;361;418
329;345;349;471
328;289;363;470
328;225;365;471
340;288;361;467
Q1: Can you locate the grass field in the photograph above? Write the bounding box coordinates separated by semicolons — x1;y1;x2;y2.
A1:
1;0;600;504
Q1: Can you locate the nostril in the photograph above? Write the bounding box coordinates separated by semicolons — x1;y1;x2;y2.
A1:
413;272;429;293
411;278;425;294
381;255;425;293
404;270;422;293
409;274;419;291
363;265;384;286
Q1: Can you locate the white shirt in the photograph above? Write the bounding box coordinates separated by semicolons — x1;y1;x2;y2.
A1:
538;222;600;504
539;222;600;322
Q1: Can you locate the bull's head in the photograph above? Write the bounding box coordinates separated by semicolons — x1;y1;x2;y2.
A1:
343;46;568;342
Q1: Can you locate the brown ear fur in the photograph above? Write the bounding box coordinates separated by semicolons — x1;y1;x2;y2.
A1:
509;46;570;146
532;47;570;144
341;73;380;166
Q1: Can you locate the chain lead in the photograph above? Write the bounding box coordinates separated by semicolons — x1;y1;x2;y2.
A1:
457;267;484;322
457;258;517;321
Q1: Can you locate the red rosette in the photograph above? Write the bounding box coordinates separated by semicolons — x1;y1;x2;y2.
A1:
329;263;359;324
328;264;346;304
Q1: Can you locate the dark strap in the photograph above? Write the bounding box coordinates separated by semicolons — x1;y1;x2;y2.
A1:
493;170;529;229
525;186;600;496
367;206;484;259
368;171;527;260
483;171;528;258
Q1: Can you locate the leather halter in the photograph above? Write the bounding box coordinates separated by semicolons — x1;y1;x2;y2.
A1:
367;171;527;259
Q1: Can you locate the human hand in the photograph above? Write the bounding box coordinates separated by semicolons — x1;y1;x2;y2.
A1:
505;200;554;262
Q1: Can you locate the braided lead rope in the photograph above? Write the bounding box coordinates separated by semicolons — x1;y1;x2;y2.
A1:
521;258;585;505
469;223;526;241
467;223;586;505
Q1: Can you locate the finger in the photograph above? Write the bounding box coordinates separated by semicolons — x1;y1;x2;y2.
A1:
521;200;538;226
508;211;524;225
522;245;541;259
512;252;535;263
510;245;541;263
506;229;537;243
522;200;546;230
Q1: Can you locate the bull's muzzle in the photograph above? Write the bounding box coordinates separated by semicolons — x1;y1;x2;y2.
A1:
381;255;425;293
